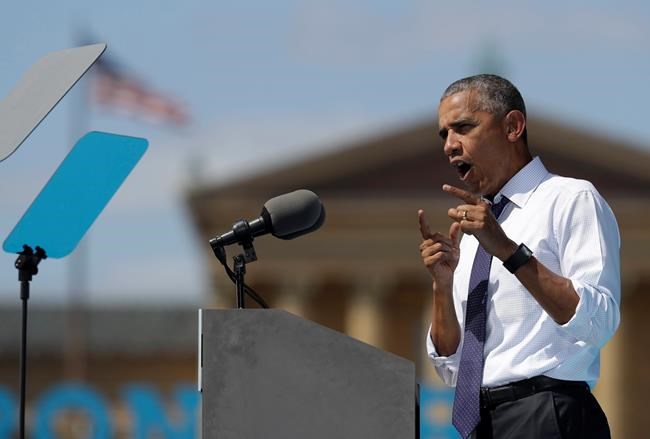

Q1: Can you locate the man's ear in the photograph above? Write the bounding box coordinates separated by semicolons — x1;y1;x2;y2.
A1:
504;110;526;143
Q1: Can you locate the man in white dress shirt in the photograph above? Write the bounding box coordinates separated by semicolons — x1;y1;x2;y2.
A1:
418;74;619;438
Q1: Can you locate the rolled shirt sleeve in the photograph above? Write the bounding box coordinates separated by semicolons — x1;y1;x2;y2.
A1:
556;188;621;348
426;325;461;386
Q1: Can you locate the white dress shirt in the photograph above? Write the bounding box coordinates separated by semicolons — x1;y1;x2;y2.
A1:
427;157;621;387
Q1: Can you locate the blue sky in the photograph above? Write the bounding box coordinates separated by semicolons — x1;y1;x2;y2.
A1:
1;0;649;306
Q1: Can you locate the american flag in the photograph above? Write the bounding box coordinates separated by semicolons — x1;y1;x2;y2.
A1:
89;56;188;127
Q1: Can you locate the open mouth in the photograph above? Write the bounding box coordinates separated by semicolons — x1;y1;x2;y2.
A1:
453;161;472;179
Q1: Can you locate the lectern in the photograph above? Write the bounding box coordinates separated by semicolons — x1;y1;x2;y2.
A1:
199;309;416;439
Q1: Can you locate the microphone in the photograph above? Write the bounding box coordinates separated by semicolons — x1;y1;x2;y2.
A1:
209;189;326;249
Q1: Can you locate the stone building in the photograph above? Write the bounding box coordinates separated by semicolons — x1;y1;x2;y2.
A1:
187;115;650;438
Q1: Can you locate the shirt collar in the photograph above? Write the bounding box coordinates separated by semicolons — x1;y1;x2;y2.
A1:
493;156;549;208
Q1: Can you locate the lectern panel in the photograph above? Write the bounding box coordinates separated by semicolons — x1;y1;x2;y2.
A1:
201;309;415;439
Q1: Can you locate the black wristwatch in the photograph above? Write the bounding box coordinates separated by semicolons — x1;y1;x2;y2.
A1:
503;243;533;273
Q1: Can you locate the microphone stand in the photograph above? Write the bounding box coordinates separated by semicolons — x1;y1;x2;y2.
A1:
210;230;268;309
14;245;47;439
233;255;246;309
233;237;257;309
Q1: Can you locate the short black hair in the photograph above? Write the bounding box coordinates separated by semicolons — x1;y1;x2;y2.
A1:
441;74;527;145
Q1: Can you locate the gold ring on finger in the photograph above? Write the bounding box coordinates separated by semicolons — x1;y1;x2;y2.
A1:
462;210;468;221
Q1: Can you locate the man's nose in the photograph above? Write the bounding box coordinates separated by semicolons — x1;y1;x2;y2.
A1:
444;132;461;157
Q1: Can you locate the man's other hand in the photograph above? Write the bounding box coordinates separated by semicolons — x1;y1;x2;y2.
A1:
418;209;461;287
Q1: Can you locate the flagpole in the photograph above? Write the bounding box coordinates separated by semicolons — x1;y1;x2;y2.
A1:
64;33;91;382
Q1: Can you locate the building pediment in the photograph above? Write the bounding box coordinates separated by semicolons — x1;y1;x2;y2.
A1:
189;115;650;202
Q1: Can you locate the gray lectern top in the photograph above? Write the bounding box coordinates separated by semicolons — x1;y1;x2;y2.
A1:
200;309;416;439
0;43;106;162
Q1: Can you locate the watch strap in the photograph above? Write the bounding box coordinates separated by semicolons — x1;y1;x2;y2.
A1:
503;243;533;273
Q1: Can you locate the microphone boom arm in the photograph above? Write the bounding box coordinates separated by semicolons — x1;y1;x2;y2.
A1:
210;236;268;309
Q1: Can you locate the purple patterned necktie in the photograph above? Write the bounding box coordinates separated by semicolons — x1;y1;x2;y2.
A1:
452;196;510;439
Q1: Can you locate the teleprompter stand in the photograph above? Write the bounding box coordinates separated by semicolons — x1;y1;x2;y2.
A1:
3;132;147;437
0;43;108;438
14;245;46;439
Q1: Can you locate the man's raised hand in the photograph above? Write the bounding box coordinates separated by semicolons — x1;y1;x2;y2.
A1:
418;209;461;287
442;184;516;261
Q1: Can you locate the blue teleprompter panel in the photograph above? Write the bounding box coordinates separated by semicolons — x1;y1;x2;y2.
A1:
3;131;147;258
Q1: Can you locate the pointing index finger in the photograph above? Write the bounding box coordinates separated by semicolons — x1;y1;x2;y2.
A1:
442;184;481;205
418;209;432;239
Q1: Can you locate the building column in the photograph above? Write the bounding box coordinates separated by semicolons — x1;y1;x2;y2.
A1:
419;291;443;384
595;328;623;438
593;275;636;439
212;278;236;308
273;275;314;318
344;276;392;348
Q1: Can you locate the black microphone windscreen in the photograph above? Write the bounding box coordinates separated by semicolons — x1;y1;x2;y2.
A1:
275;204;325;240
263;189;324;239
